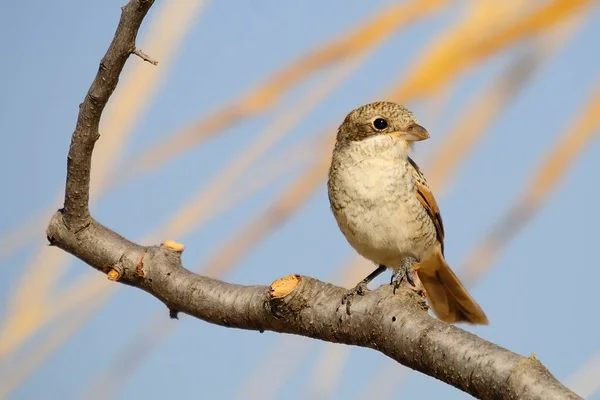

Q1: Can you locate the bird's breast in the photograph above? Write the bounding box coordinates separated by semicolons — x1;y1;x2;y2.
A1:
328;143;436;267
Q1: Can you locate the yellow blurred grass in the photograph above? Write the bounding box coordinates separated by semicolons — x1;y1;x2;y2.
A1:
0;0;207;363
119;0;450;181
91;0;207;198
0;293;109;399
0;217;39;263
567;352;600;399
2;56;360;393
392;0;592;102
202;143;332;277
84;133;335;398
0;145;308;398
426;27;580;192
462;82;600;285
233;336;313;400
0;140;311;398
151;55;366;244
0;0;208;263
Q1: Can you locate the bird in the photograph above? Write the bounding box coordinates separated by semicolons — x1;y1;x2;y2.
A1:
327;101;488;325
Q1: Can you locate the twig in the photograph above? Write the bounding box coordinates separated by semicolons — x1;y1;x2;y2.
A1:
61;0;154;230
132;47;158;65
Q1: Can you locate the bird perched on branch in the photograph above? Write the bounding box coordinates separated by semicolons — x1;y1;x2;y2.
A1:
327;101;488;325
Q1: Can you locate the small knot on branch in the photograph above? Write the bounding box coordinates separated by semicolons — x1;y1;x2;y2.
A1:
269;275;309;318
269;274;300;298
135;250;147;277
107;269;120;281
161;240;184;252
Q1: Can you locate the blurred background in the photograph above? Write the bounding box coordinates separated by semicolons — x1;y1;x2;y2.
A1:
1;0;599;399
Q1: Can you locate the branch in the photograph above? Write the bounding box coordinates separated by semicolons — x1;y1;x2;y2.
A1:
62;0;154;230
46;1;581;399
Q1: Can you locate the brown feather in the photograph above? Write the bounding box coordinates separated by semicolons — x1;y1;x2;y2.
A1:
407;157;488;324
407;157;445;254
419;248;489;325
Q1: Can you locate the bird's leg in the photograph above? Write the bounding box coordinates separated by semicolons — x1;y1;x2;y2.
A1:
341;264;387;315
391;256;421;294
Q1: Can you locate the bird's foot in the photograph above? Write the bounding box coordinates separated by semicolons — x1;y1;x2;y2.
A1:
391;257;424;296
341;281;369;315
340;265;387;315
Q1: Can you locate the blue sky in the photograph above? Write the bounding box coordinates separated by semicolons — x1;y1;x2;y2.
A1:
1;1;599;399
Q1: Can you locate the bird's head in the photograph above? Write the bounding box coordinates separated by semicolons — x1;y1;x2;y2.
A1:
336;101;429;149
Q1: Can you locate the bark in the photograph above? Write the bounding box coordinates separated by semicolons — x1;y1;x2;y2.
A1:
46;1;580;399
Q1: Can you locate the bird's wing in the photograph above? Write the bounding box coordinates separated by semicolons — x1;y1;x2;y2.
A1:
407;157;445;254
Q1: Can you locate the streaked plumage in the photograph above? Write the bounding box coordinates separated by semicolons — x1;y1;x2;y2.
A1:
328;101;488;325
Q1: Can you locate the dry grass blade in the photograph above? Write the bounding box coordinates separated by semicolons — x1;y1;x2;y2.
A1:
91;0;207;197
21;56;356;383
120;0;449;181
84;313;174;400
0;217;40;263
1;143;307;393
307;344;351;398
233;337;313;400
4;84;327;381
302;257;371;398
0;293;108;398
567;352;600;399
427;37;577;191
1;0;208;264
0;261;110;361
149;55;365;243
205;144;311;222
0;249;70;360
202;142;332;277
0;0;207;367
392;0;592;102
462;83;600;285
9;79;337;392
426;53;542;191
473;0;591;61
84;135;335;397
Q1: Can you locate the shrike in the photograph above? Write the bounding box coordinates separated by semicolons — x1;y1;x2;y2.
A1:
327;101;488;324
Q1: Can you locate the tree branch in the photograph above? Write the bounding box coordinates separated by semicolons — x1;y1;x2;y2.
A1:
62;0;154;230
46;1;581;399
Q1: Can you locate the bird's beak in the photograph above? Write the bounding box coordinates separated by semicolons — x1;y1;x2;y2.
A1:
390;124;429;142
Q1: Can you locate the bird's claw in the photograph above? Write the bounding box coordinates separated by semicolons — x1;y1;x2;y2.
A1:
391;257;423;295
341;281;369;315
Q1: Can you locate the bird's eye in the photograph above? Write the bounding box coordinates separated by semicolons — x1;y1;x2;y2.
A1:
373;118;388;130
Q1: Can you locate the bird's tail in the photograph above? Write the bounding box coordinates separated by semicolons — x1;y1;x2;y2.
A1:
417;249;488;325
